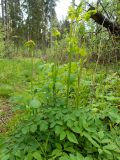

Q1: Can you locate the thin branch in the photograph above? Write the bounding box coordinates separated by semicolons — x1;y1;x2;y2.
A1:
99;1;110;19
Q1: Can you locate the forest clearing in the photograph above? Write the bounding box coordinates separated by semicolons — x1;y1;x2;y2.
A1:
0;0;120;159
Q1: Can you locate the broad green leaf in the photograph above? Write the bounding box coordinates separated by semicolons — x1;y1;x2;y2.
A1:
52;149;62;156
55;126;63;135
55;143;62;150
40;121;48;131
59;154;69;160
98;131;104;139
60;131;66;140
50;121;56;128
14;150;21;157
72;126;81;134
69;154;76;160
83;132;100;148
66;131;78;144
30;124;37;133
24;153;33;160
64;146;75;153
29;98;41;109
92;135;100;143
22;126;29;134
101;139;111;144
76;152;84;159
1;155;10;160
82;118;88;129
56;120;63;125
103;143;120;153
67;120;74;128
103;149;112;155
70;114;76;121
98;149;103;154
108;110;120;123
33;151;42;160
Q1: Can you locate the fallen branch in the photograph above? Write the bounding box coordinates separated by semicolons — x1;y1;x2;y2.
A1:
88;6;120;37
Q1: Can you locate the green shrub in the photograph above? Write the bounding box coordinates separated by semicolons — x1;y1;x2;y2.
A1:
0;104;119;160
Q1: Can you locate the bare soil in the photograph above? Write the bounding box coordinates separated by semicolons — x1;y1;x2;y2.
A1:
0;98;12;133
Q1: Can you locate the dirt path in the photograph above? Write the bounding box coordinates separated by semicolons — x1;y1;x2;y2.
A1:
0;98;12;133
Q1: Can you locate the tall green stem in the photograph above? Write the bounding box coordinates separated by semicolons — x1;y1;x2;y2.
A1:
66;52;72;107
31;49;34;99
76;59;83;108
66;22;73;107
52;38;59;107
52;63;57;107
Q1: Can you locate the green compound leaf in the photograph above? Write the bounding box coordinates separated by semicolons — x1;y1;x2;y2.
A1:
30;124;37;133
66;131;78;144
29;98;41;109
83;132;100;148
60;131;66;140
22;126;29;134
39;121;48;131
32;151;42;160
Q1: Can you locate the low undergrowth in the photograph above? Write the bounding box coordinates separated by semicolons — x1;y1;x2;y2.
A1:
0;60;120;160
1;106;120;160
